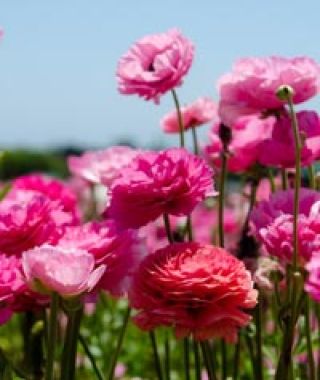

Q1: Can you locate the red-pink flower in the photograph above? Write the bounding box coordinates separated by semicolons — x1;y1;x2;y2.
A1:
116;29;194;103
161;97;217;133
130;242;257;342
0;190;74;256
68;146;139;186
203;115;274;173
259;111;320;168
58;220;145;296
12;174;80;223
22;245;105;298
105;148;213;229
218;56;320;125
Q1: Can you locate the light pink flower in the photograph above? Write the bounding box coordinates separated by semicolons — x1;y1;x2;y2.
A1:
22;245;105;298
0;190;74;256
130;243;257;342
68;146;139;186
58;220;145;296
218;56;320;125
203;115;274;173
161;97;217;133
259;111;320;168
105;148;213;229
117;29;194;103
253;257;284;291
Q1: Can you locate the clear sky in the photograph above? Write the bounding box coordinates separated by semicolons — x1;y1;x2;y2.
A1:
1;0;320;149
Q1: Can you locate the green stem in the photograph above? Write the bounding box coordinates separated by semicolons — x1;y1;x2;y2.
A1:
305;297;316;380
183;338;191;380
254;293;263;380
218;150;227;248
308;165;316;190
191;126;199;155
220;340;227;380
79;335;103;380
106;306;131;380
244;332;258;379
314;303;320;380
281;168;288;190
193;339;201;380
268;168;276;193
171;89;185;148
200;341;217;380
232;336;241;380
149;331;164;380
45;293;59;380
164;333;170;380
163;214;174;243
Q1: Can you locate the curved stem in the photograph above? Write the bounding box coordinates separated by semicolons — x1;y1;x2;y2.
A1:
79;334;103;380
171;89;185;148
106;306;131;380
45;293;59;380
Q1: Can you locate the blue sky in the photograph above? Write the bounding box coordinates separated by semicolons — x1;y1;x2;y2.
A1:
0;1;320;149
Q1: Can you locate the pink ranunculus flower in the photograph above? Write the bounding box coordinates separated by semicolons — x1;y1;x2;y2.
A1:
203;114;274;173
22;245;106;298
259;110;320;168
218;56;320;125
12;174;81;223
58;220;145;296
0;253;25;304
130;243;257;342
0;190;74;256
161;97;217;133
105;148;214;229
305;253;320;302
68;146;140;186
116;29;194;103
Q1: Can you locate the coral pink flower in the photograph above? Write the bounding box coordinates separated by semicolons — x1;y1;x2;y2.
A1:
68;146;139;186
58;220;145;296
130;242;257;342
161;97;217;133
203;115;274;173
218;56;320;125
105;148;213;229
12;174;80;223
22;245;105;298
117;29;194;103
259;111;320;168
0;190;74;256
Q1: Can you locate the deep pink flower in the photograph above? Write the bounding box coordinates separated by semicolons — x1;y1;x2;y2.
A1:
203;115;274;173
0;190;74;256
0;253;25;304
58;220;145;296
105;148;213;229
12;174;80;223
68;146;139;186
130;242;257;342
22;245;105;298
259;111;320;168
161;97;217;133
116;29;194;103
218;56;320;125
305;253;320;302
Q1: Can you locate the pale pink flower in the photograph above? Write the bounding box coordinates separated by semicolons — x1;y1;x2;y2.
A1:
259;110;320;168
68;146;139;186
161;97;217;133
22;245;105;298
218;56;320;125
105;148;213;229
253;257;284;291
203;114;274;173
117;29;194;103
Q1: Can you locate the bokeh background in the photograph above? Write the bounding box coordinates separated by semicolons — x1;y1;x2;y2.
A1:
1;0;320;150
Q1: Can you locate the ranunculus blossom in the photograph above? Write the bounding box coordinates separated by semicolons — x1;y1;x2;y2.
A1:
12;174;80;223
68;146;140;186
161;97;217;133
259;111;320;168
218;56;320;125
0;190;74;256
203;114;274;173
58;220;145;296
130;243;257;342
0;253;25;304
105;148;214;229
22;245;106;298
305;253;320;302
116;29;194;103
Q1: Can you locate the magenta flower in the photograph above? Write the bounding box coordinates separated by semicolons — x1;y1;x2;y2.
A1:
305;254;320;302
58;220;145;296
105;148;213;229
68;146;140;186
0;254;25;304
22;245;105;298
218;56;320;125
259;111;320;168
161;97;217;133
116;29;194;103
203;114;274;173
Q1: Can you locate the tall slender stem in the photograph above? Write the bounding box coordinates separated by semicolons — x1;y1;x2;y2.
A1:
193;339;201;380
149;331;164;380
79;335;103;380
200;342;217;380
183;338;191;380
163;214;174;244
232;336;241;380
171;89;185;148
45;293;59;380
191;126;199;155
308;165;316;190
254;294;263;380
164;333;171;380
305;297;316;380
106;306;131;380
